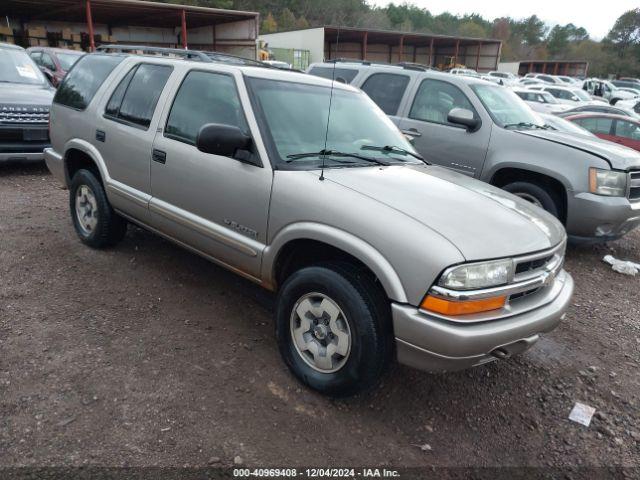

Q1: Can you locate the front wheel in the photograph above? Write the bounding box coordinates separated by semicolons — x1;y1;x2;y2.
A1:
502;181;560;218
275;263;392;396
69;169;127;248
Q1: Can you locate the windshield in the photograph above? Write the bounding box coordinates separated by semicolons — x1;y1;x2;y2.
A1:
0;48;47;85
572;89;591;101
471;84;544;128
57;52;83;71
540;92;559;104
247;77;418;168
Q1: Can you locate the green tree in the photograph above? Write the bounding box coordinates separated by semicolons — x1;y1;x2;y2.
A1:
277;8;297;31
547;25;570;56
458;21;487;39
261;12;278;33
513;15;547;45
604;8;640;58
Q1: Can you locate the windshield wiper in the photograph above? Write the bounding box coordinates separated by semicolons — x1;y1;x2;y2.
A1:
361;145;429;164
504;122;549;130
286;149;390;166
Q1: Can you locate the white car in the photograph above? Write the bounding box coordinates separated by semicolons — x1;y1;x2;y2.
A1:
582;78;637;104
556;75;580;85
518;78;544;87
528;85;601;106
486;71;519;86
512;88;572;114
617;96;640;112
449;68;480;78
523;73;564;85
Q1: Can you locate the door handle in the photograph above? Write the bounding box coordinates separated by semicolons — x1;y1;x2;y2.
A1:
152;149;166;164
401;128;422;138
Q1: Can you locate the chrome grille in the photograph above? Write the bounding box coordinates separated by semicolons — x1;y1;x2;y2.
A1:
512;240;565;284
0;105;50;124
629;171;640;201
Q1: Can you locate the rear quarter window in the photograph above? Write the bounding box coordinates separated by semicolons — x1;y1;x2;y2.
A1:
53;54;124;110
308;66;358;84
361;73;409;115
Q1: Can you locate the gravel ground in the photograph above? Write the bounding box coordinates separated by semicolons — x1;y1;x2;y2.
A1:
1;163;639;471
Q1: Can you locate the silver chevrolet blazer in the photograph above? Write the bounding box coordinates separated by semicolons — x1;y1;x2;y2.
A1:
45;47;574;396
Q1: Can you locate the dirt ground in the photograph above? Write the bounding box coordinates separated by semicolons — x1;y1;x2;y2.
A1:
1;163;639;471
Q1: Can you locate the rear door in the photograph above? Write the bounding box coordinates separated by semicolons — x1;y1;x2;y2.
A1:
97;62;173;222
149;69;272;278
397;78;490;177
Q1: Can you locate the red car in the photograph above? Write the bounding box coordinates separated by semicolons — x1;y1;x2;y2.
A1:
565;113;640;152
26;47;84;87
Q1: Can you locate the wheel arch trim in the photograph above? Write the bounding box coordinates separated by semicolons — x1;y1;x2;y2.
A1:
262;222;408;303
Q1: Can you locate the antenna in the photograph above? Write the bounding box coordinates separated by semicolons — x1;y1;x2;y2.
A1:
320;27;340;181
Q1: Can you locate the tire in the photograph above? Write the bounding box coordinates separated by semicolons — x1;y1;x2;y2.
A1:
275;262;392;397
69;169;127;248
502;181;560;218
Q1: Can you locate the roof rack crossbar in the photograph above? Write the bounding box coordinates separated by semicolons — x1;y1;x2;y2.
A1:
97;44;212;62
96;45;279;69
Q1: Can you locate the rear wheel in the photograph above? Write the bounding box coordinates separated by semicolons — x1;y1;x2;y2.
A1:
276;262;392;396
503;181;560;218
69;169;127;248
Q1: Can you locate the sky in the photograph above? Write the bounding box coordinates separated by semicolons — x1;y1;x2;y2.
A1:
370;0;638;39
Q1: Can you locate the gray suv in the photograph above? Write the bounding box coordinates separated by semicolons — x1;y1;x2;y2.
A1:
309;61;640;242
0;42;54;162
45;48;573;396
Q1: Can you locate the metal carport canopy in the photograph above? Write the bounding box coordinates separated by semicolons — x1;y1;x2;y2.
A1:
0;0;258;28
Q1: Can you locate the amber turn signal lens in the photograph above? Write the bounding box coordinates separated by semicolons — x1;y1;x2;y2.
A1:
421;295;507;316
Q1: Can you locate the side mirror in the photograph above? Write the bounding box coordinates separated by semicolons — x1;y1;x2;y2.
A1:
196;123;257;164
447;108;480;132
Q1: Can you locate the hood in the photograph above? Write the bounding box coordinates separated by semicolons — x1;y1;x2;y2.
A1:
324;164;565;261
0;83;54;106
518;129;640;170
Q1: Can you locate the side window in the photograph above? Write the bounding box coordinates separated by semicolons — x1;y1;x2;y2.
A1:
616;120;640;140
54;55;124;110
308;66;358;84
104;63;172;129
577;117;612;135
360;73;409;115
409;79;476;126
165;71;248;145
30;51;42;65
105;67;137;117
41;53;56;70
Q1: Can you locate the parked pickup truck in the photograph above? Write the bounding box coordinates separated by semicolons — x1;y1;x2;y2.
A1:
45;48;573;396
309;61;640;242
0;42;54;162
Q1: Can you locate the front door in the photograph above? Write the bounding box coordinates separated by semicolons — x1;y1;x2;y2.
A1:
149;69;272;279
398;78;491;177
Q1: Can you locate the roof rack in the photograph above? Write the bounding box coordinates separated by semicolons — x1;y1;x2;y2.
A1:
326;58;373;66
96;44;274;68
96;44;212;62
396;62;439;72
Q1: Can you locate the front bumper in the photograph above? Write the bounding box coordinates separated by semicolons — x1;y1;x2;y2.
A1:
44;148;66;186
0;151;46;162
567;192;640;242
393;269;574;372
